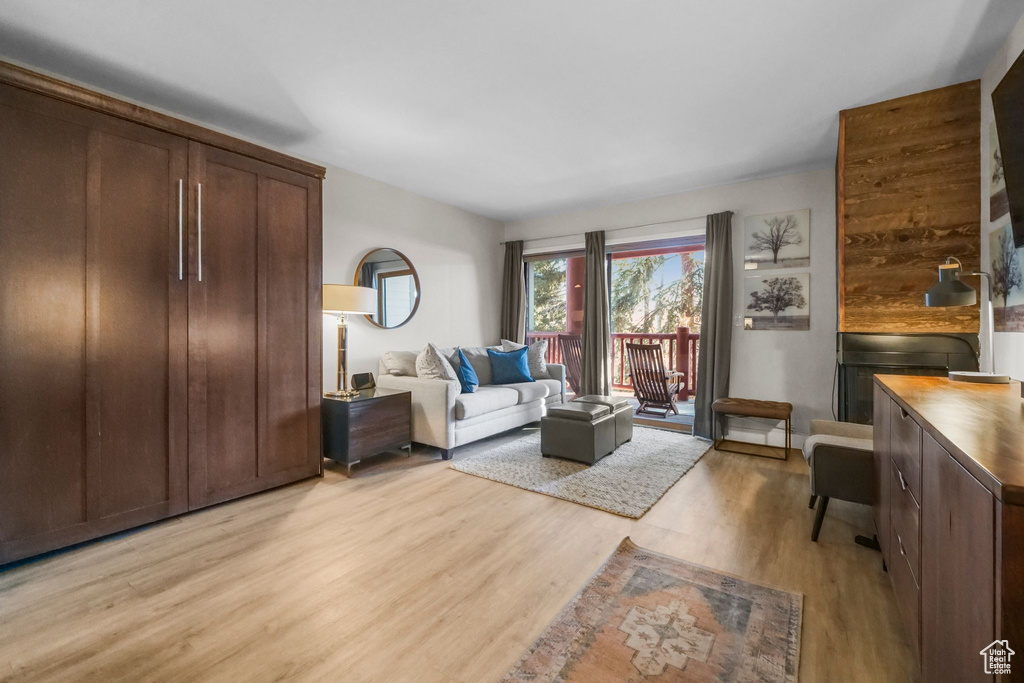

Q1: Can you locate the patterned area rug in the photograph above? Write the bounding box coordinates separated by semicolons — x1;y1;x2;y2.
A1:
450;427;709;518
503;538;802;682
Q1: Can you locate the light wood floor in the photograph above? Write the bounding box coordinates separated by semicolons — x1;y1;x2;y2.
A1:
0;425;914;682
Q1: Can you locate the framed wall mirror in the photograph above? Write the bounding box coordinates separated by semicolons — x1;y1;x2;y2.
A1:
354;248;421;328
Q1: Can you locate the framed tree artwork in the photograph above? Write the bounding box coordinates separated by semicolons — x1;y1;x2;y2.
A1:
989;223;1024;331
744;273;810;330
743;209;810;270
991;122;1009;223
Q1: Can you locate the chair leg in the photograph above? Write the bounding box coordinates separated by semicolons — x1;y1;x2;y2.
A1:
808;494;818;509
811;496;829;542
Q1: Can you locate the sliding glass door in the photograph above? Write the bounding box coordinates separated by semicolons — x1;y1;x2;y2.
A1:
525;236;705;402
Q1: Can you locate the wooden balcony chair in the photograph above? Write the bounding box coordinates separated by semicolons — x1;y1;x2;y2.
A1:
626;343;684;418
558;334;583;397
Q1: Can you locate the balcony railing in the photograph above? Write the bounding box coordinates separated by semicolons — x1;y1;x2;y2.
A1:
526;326;699;400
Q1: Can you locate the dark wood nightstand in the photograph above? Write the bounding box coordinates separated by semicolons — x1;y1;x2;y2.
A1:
322;388;412;474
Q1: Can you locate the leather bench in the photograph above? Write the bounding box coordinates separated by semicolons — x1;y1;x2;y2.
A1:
711;397;794;460
541;402;615;465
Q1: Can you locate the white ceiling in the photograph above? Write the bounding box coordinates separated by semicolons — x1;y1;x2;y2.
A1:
0;1;1020;221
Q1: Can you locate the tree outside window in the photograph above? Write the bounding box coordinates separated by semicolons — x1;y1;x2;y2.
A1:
611;252;704;333
527;258;567;331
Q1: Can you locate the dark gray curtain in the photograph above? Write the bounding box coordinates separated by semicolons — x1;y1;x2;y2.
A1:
581;230;611;395
693;211;734;439
359;262;376;289
500;240;526;344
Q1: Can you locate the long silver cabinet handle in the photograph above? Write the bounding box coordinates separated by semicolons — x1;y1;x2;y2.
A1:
177;179;184;280
197;183;203;282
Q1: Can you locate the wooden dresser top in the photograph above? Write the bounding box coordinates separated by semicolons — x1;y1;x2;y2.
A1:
876;375;1024;504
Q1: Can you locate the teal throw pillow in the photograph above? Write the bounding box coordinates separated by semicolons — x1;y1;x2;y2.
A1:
487;346;534;384
453;348;479;393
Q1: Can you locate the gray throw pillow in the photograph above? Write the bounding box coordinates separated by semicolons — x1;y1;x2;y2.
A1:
416;343;458;381
501;338;550;379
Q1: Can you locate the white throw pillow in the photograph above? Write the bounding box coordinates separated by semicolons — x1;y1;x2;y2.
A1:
381;350;417;376
501;338;550;379
416;343;458;381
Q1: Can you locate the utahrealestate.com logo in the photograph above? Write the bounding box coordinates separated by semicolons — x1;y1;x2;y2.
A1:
980;640;1014;675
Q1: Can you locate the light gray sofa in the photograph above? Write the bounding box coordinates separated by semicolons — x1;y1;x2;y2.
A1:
376;345;565;458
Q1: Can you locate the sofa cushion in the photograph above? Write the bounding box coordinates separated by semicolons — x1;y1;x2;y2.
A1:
501;381;549;404
455;385;519;420
460;345;499;386
537;379;563;400
454;398;545;429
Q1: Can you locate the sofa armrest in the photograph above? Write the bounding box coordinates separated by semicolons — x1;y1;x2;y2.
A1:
376;375;459;449
546;364;566;403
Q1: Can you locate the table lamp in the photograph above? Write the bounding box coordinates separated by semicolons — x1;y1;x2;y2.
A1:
323;284;377;398
924;257;1010;383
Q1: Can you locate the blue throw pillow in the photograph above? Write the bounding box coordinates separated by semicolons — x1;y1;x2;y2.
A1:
453;348;479;393
488;346;534;384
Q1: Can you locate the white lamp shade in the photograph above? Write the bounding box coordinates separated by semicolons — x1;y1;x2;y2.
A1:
323;284;377;314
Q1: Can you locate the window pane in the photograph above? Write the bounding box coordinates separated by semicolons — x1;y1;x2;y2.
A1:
381;274;415;326
610;251;704;333
527;257;567;332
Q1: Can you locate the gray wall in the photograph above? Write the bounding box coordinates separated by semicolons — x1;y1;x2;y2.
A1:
982;11;1024;380
321;166;503;388
505;168;837;444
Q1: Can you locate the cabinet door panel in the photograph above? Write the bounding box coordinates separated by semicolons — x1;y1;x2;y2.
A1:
0;84;188;563
189;146;260;506
260;176;312;476
90;128;188;520
189;145;320;509
0;97;90;549
921;431;995;682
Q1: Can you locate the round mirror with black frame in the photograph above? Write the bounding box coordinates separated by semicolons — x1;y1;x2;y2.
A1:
354;248;420;329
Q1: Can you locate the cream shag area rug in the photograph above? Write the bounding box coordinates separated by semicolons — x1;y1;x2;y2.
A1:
450;427;710;518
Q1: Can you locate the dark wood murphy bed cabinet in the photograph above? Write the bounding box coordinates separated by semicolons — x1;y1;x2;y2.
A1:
873;375;1024;681
0;61;324;565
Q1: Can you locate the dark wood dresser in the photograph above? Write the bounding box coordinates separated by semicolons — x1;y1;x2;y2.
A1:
873;375;1024;681
322;389;412;474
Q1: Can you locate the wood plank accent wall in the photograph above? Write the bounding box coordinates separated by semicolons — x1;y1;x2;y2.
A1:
838;81;981;333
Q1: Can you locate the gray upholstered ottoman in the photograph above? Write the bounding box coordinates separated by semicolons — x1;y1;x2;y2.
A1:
541;402;615;465
574;394;633;447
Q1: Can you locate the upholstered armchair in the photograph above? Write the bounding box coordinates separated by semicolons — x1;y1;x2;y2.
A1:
802;419;874;542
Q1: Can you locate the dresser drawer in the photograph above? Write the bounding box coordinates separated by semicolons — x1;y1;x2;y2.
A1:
889;400;922;501
890;519;921;657
889;459;920;582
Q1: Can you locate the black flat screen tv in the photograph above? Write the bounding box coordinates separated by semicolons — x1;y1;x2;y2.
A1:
993;48;1024;248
